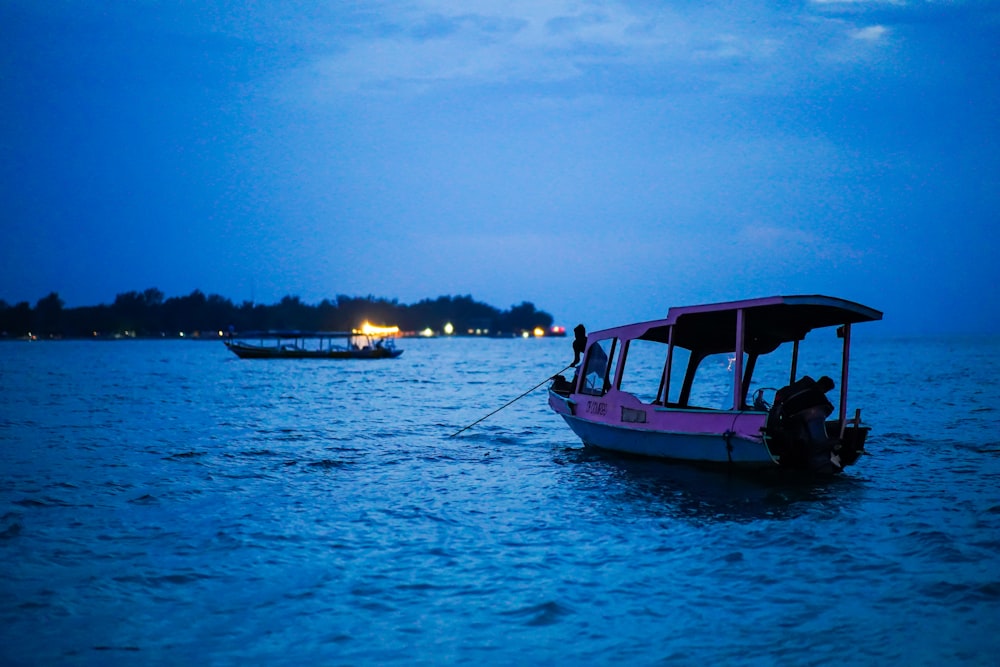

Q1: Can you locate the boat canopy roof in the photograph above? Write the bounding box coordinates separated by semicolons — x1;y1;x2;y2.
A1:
596;295;882;355
233;330;376;339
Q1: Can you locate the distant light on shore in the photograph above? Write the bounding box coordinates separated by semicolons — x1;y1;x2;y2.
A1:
358;321;400;336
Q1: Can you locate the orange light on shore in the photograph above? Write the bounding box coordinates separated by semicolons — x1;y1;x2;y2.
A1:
533;327;545;337
358;321;400;336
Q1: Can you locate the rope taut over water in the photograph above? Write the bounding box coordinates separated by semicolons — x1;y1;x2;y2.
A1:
449;363;576;438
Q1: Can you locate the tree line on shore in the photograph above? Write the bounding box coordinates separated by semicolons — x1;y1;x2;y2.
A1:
0;289;556;339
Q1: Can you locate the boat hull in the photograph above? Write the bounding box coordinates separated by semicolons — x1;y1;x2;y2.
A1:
225;342;403;360
557;413;777;468
550;390;777;469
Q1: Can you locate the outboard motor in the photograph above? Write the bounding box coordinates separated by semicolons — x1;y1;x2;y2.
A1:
765;376;838;472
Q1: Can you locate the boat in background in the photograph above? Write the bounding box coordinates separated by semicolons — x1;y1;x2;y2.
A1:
224;329;403;359
548;295;882;474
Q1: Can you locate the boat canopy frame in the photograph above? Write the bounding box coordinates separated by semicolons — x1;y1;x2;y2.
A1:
231;330;386;340
227;329;398;351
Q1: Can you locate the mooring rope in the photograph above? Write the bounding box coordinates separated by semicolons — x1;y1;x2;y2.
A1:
449;363;576;438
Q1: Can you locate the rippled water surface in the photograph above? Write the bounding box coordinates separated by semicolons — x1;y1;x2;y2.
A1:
2;335;999;665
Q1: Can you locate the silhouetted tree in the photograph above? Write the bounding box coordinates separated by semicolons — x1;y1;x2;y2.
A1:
496;301;553;333
0;301;33;337
34;292;64;336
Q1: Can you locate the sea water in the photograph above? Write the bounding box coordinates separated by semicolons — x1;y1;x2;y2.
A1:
1;335;998;665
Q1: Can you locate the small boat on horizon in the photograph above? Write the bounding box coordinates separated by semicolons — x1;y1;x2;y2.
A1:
224;329;403;360
548;295;882;474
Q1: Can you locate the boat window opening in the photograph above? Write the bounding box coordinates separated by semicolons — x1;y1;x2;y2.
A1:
605;338;620;391
618;339;669;404
686;352;738;410
792;333;842;386
740;334;845;412
745;342;796;410
663;346;691;405
580;337;616;396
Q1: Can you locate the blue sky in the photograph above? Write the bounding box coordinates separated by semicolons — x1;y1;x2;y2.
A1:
2;1;998;333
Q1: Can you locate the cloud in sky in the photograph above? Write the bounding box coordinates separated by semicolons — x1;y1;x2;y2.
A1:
1;0;998;333
291;1;879;95
850;24;889;42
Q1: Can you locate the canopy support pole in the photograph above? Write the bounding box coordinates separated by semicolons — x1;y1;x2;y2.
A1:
839;323;852;434
733;308;745;410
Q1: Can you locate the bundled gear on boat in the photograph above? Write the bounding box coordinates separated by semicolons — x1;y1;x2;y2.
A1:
765;375;838;472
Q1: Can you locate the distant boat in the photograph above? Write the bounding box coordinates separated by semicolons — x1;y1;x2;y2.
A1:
224;330;403;360
548;295;882;474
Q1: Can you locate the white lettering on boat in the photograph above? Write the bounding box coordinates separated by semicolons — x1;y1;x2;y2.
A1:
586;401;608;416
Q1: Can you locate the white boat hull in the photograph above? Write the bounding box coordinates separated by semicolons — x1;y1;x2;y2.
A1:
557;412;777;468
549;389;778;468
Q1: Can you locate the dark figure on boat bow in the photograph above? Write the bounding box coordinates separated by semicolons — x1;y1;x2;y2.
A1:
572;324;587;366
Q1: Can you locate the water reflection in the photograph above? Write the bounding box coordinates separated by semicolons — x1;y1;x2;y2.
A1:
555;446;861;523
